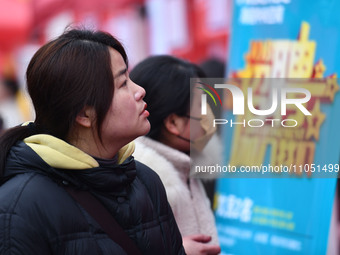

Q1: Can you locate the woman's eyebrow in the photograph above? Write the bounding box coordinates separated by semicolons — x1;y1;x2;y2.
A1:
114;68;127;79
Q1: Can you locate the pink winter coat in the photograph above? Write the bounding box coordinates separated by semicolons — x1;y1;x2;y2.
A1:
134;136;219;245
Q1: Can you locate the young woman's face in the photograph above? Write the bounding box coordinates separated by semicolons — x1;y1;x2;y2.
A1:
172;85;205;153
189;86;205;139
100;48;150;150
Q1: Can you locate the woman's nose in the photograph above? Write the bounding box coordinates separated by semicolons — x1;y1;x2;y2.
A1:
134;82;146;101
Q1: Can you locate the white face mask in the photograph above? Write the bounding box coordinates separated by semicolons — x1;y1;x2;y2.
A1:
178;104;217;152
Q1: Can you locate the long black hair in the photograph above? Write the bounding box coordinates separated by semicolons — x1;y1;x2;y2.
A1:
0;29;128;176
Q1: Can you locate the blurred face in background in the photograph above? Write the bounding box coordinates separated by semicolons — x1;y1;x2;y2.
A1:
189;86;205;140
172;85;205;153
176;84;216;153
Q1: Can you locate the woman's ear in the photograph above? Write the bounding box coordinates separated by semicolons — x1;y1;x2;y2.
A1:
163;113;186;136
75;106;96;128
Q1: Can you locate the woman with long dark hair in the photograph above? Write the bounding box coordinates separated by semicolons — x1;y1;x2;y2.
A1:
0;29;185;255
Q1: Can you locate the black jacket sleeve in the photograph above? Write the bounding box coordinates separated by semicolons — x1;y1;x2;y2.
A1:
135;160;186;255
0;213;51;255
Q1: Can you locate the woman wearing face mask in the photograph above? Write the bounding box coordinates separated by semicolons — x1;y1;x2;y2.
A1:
0;30;185;255
130;55;221;255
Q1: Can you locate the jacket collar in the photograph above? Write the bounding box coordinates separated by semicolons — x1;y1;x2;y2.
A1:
24;134;135;168
5;135;136;195
136;136;191;178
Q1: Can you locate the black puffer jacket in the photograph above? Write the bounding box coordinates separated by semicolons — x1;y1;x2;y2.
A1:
0;136;185;255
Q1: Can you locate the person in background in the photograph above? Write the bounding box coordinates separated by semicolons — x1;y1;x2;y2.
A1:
199;58;226;78
199;57;227;209
0;76;24;130
0;29;185;255
130;55;221;255
0;116;4;135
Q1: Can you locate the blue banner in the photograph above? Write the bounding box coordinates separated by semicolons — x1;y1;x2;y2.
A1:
215;1;340;254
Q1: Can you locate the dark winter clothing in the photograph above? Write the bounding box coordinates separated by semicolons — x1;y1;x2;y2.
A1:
0;134;185;255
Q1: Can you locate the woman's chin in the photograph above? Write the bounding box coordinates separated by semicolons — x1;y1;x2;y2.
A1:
135;122;151;139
